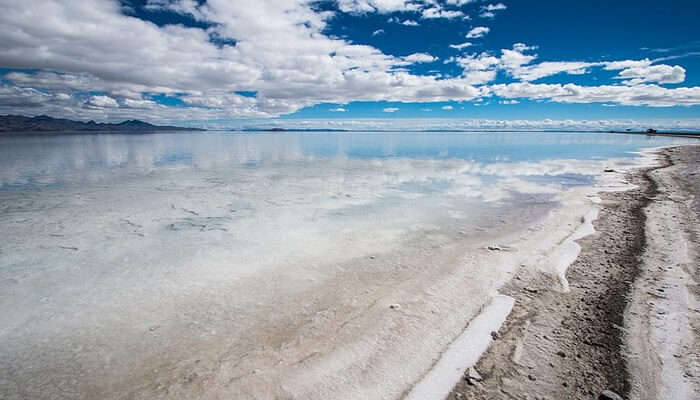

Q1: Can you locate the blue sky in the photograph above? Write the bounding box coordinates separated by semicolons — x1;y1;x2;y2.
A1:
0;0;699;129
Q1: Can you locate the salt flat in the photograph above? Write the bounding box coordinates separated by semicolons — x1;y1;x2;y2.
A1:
0;131;693;399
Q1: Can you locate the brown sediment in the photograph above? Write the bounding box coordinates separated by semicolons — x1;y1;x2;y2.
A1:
448;146;699;399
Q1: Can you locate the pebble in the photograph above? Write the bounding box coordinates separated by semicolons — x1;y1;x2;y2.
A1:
465;366;483;385
389;303;401;310
490;331;500;340
598;390;623;400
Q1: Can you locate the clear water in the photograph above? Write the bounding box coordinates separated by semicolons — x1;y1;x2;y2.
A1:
0;131;692;189
0;131;694;399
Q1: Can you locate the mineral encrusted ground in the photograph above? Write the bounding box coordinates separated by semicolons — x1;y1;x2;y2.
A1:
450;145;700;400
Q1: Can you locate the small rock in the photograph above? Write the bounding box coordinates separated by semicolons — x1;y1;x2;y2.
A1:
527;374;536;381
556;351;567;358
524;287;539;294
490;331;500;340
465;366;482;384
369;255;376;259
389;303;401;310
598;390;623;400
487;245;502;251
604;169;615;173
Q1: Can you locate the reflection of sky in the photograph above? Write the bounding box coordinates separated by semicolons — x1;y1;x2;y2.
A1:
0;131;694;189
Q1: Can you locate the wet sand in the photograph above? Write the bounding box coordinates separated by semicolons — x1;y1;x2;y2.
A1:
449;145;700;400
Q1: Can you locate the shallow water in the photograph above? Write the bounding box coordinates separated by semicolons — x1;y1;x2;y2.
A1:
0;131;694;399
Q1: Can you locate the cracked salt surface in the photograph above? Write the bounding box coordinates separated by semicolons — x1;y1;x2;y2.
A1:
0;131;694;399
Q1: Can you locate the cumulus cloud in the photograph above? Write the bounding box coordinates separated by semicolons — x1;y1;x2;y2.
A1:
336;0;472;18
329;107;347;112
0;85;54;108
401;19;420;26
0;0;698;123
466;26;490;38
491;82;700;107
442;105;454;110
383;107;400;112
0;0;488;120
86;95;119;108
615;64;686;85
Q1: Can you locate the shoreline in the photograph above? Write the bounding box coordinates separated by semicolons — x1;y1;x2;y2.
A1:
2;140;697;399
447;144;699;399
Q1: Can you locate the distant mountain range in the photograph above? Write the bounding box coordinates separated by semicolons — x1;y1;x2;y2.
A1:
0;115;204;133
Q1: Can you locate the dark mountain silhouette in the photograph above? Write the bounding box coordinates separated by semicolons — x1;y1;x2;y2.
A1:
0;115;204;133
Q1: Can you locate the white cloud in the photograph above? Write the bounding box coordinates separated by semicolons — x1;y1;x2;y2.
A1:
0;0;488;120
604;59;653;70
0;1;698;122
491;82;700;107
330;107;347;112
86;95;119;108
453;44;597;83
446;0;477;5
449;42;472;50
513;43;538;52
513;61;602;81
482;3;507;11
500;99;519;104
337;0;472;20
0;85;53;107
466;26;490;38
615;64;686;85
123;98;158;109
214;118;700;132
372;29;385;36
337;0;421;14
422;7;465;19
603;59;685;84
383;107;400;112
442;105;454;110
479;3;506;18
401;19;420;26
403;53;438;63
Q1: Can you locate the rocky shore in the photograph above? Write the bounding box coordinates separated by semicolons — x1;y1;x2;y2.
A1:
448;145;700;400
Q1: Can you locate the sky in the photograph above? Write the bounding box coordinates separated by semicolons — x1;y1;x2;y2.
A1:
0;0;699;130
